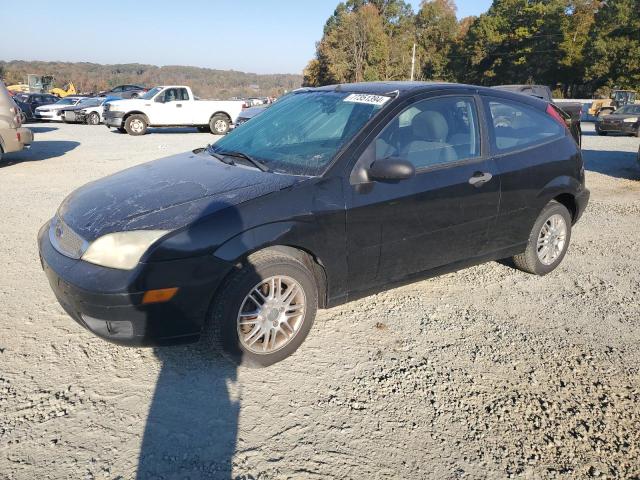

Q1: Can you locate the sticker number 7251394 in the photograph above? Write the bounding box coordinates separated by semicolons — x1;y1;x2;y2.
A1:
343;93;391;106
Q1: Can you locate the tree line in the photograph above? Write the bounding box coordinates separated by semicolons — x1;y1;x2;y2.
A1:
0;61;302;99
303;0;640;98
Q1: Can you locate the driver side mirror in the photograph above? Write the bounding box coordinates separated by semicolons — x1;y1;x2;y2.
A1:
368;158;415;182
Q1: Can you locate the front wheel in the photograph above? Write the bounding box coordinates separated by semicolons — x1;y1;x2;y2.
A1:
87;112;100;125
512;200;572;276
209;114;230;135
125;114;148;135
204;250;318;368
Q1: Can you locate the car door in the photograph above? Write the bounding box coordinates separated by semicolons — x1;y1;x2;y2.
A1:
150;88;190;125
346;94;500;291
480;95;574;252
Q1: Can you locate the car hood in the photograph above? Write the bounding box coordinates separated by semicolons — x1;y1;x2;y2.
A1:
109;99;144;109
58;151;303;242
37;104;72;111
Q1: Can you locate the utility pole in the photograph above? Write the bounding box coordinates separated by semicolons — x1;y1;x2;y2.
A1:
410;43;416;81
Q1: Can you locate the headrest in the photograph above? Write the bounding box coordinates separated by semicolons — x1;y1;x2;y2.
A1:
412;110;448;142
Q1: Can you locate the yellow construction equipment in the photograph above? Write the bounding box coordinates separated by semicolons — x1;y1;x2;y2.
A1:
588;90;639;117
50;83;77;97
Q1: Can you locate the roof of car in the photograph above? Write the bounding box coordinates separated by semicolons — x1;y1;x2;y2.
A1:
306;81;548;107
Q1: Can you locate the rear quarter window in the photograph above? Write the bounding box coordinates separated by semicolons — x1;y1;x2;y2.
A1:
484;97;564;152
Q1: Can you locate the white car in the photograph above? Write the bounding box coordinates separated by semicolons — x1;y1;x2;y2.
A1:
60;97;120;125
103;86;244;135
34;96;86;122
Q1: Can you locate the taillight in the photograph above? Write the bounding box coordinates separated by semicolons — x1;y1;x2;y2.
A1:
9;106;21;126
546;104;568;130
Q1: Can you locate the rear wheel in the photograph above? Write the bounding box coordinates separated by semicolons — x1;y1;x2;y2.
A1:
209;114;230;135
512;200;572;276
125;114;148;135
204;250;318;368
87;112;100;125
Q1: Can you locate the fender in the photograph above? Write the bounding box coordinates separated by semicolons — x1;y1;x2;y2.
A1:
214;221;332;307
536;175;581;208
214;221;312;262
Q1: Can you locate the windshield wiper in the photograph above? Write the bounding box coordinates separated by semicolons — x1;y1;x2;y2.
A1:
207;148;235;166
216;150;270;172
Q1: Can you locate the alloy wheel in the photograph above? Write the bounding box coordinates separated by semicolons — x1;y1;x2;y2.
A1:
237;275;306;354
536;214;567;265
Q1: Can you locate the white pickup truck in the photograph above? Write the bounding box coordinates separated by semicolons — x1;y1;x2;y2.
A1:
103;86;245;136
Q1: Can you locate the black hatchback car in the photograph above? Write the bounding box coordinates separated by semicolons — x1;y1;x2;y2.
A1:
38;82;589;367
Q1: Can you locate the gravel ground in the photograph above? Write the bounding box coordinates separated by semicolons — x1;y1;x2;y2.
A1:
0;122;639;480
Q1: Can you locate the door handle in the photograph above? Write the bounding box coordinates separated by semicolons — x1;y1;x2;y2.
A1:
176;104;182;108
468;171;493;187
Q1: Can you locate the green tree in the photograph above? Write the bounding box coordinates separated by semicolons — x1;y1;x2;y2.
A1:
318;4;389;83
585;0;640;92
414;0;459;81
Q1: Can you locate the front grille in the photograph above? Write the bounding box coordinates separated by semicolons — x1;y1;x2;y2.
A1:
49;215;88;259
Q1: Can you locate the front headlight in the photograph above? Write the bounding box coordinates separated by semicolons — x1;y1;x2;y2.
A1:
81;230;169;270
623;117;638;123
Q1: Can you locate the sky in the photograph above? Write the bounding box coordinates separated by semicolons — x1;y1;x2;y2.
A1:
0;0;493;75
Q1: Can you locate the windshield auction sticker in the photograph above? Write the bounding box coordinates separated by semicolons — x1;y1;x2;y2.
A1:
344;94;391;106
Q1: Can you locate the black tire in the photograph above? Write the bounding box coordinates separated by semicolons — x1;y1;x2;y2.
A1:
596;127;606;136
124;114;148;136
87;112;100;125
635;127;640;138
512;200;572;276
204;249;318;368
209;114;230;135
0;145;3;163
197;126;211;133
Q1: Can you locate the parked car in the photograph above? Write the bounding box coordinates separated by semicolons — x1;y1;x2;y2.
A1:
492;85;582;146
234;104;268;127
98;85;148;99
61;96;119;125
13;93;59;122
0;80;33;162
38;82;589;367
34;96;87;122
103;86;244;135
595;104;640;137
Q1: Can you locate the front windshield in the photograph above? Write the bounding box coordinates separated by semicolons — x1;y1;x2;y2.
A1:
210;90;390;176
55;98;76;105
140;87;162;100
616;105;640;115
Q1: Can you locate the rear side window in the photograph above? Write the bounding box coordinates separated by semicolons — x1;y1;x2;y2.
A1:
485;97;564;152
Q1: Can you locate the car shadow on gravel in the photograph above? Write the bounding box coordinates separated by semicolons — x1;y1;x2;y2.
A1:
0;141;79;167
582;149;640;180
26;125;59;133
136;345;239;479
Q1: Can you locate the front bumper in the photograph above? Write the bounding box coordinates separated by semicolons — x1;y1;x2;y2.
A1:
596;121;639;134
0;127;33;154
38;221;234;346
104;111;125;128
35;110;63;121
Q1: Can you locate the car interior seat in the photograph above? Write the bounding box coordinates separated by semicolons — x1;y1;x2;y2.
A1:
402;110;458;167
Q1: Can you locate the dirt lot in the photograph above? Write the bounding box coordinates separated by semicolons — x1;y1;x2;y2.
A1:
1;122;639;480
